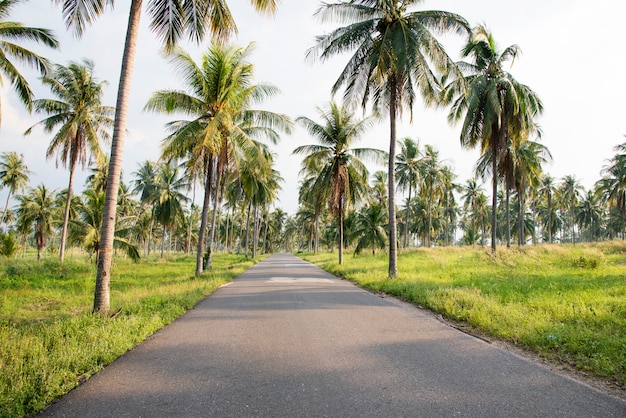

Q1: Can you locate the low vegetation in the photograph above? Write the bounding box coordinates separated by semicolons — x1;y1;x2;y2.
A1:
0;253;258;418
303;241;626;390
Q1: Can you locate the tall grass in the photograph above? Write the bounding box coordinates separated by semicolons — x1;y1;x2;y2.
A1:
0;253;258;418
303;241;626;389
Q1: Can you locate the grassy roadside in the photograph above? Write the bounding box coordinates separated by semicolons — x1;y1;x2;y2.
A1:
0;253;260;418
301;241;626;390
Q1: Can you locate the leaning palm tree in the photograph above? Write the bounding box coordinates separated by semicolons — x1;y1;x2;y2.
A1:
15;184;57;262
0;0;58;120
146;43;292;274
55;0;282;314
0;151;31;227
25;59;114;262
445;25;543;254
308;0;469;276
293;102;385;265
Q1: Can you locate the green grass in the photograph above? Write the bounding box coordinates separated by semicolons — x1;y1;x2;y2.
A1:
302;241;626;389
0;253;259;418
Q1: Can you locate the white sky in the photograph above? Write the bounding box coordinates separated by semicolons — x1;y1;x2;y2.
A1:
2;0;625;215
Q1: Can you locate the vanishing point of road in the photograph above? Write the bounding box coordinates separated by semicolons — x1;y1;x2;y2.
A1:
39;254;625;417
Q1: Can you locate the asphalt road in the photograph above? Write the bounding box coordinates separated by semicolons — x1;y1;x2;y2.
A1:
39;254;625;417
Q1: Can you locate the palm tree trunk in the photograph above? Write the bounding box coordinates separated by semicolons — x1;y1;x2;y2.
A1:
196;159;213;276
314;210;319;254
206;162;220;269
244;202;251;257
94;0;142;315
387;76;399;277
490;137;498;255
505;188;511;248
1;189;12;231
59;164;75;263
338;200;344;265
547;193;553;243
404;187;411;249
160;224;166;258
518;191;524;246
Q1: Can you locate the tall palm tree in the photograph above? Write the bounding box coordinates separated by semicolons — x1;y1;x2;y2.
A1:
0;0;58;120
576;189;604;242
25;59;114;262
55;0;282;314
0;151;31;227
146;43;291;274
15;184;57;262
293;102;385;265
558;175;583;244
153;162;189;257
445;25;543;254
461;178;484;246
538;174;556;243
395;137;422;248
308;0;469;276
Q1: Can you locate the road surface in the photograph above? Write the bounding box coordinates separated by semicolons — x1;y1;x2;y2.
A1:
40;254;625;417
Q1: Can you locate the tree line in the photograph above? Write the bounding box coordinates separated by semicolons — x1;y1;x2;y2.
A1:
0;1;625;316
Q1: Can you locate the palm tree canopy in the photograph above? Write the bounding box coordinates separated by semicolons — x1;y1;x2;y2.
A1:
0;0;59;116
308;0;469;114
25;59;114;171
54;0;281;46
0;151;31;193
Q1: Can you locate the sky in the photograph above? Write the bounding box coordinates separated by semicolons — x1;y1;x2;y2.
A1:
2;0;625;215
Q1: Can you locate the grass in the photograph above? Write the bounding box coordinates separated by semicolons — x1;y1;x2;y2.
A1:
0;252;260;418
301;241;626;390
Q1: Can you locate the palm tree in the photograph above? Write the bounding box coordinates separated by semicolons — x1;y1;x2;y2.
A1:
293;102;385;265
153;162;189;257
15;184;57;262
25;59;114;262
538;174;556;243
353;203;387;255
0;0;59;119
558;175;583;244
596;140;626;239
576;189;604;242
68;188;139;263
0;152;31;227
55;0;282;315
146;43;291;273
445;25;543;254
308;0;469;276
461;178;484;246
420;145;446;247
395;137;422;248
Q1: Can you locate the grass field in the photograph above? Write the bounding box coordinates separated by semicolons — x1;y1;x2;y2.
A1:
0;253;260;418
302;241;626;390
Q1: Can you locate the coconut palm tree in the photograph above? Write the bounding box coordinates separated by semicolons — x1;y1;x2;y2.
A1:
153;161;189;257
596;140;626;239
308;0;469;275
445;25;543;254
537;174;556;243
15;184;57;262
294;102;385;265
68;188;139;263
576;189;604;242
0;151;31;228
558;175;583;244
353;203;387;255
0;0;58;119
396;137;422;248
146;43;291;273
55;0;282;314
25;59;114;262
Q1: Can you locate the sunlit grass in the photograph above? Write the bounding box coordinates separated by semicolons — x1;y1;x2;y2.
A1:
0;253;260;418
303;241;626;388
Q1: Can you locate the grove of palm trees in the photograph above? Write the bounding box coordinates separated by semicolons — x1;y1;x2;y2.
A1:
0;2;625;415
0;0;622;306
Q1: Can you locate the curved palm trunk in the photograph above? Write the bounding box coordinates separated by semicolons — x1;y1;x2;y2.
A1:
59;163;76;262
1;189;13;230
388;77;399;277
94;0;142;315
